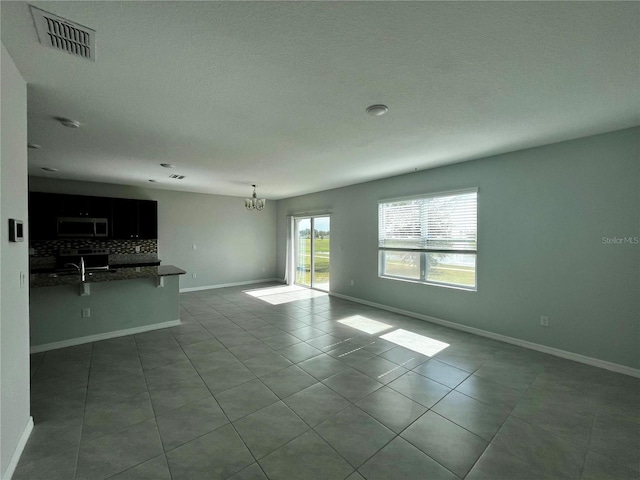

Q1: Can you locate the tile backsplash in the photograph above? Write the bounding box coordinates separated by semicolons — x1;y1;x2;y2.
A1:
31;239;157;257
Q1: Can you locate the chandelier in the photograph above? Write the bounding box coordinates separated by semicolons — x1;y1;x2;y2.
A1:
245;184;266;211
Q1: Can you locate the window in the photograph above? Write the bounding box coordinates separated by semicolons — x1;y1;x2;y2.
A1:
378;189;477;290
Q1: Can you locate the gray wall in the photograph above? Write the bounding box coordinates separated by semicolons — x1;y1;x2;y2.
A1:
28;178;277;290
276;128;640;369
1;44;31;478
30;276;180;348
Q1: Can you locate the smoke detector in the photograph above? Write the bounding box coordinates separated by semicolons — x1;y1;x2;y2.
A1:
30;6;96;61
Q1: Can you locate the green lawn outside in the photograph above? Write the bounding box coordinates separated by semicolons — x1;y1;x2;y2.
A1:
296;238;330;286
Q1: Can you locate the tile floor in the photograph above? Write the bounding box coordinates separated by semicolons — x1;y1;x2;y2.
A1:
16;282;640;480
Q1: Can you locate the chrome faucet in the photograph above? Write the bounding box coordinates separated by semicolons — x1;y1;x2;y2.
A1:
64;256;86;282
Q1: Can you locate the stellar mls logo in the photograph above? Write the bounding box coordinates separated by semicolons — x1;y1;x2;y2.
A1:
602;236;639;245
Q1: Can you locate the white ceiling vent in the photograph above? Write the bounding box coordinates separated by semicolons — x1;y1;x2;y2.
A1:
30;6;95;61
169;174;185;180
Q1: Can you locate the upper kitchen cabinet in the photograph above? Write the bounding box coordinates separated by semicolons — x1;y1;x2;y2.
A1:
57;194;111;218
112;198;158;239
29;192;58;240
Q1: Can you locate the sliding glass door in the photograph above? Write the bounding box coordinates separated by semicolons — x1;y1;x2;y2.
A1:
294;216;330;291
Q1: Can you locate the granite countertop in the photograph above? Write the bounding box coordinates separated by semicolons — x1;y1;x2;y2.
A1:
30;265;186;288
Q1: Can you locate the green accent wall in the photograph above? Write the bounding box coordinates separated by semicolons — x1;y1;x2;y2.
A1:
276;128;640;369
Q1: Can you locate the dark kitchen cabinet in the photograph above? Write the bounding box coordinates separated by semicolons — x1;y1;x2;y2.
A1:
29;192;58;240
57;194;111;218
112;199;158;239
28;192;158;241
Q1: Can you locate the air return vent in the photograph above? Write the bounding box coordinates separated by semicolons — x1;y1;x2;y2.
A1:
30;6;95;61
169;174;185;180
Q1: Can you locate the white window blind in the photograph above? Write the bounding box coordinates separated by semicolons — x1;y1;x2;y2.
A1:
378;190;477;252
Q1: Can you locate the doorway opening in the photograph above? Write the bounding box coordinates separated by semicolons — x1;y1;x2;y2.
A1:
294;216;330;291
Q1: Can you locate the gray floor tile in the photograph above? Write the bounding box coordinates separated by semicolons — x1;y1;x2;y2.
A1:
511;385;596;448
260;365;318;398
413;359;471;388
581;449;640;480
491;416;587;479
432;390;509;441
189;349;241;374
30;368;89;399
82;391;155;441
387;371;450;408
306;333;342;350
259;430;354;480
108;454;172;480
166;424;254;480
434;346;492;372
90;359;144;384
200;361;257;394
234;401;310;459
473;361;541;392
229;340;274;361
588;407;640;470
350;356;409;384
315;405;396;467
139;348;189;371
227;462;269;479
156;396;229;451
143;359;198;390
76;418;163;480
359;437;459;480
277;342;323;363
356;386;427;433
217;332;261;348
323;369;384;402
289;326;326;341
19;414;83;462
379;346;430;369
215;378;279;421
401;411;487;478
345;472;366;480
455;374;523;413
284;382;352;427
260;332;302;350
298;353;353;380
148;375;212;415
466;444;546;480
31;387;87;422
85;371;148;406
12;446;78;480
23;287;640;480
250;325;287;339
242;351;293;377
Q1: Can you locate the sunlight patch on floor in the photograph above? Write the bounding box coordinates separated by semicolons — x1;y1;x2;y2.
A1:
380;329;449;357
338;315;394;335
243;284;328;305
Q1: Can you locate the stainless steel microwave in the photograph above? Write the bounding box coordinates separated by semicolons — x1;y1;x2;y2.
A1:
57;217;109;237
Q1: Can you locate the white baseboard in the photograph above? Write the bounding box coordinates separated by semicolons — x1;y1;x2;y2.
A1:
330;292;640;378
29;319;182;354
2;416;33;480
180;278;281;293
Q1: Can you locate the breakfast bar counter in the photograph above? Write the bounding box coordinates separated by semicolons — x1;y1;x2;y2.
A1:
29;265;186;352
30;265;186;288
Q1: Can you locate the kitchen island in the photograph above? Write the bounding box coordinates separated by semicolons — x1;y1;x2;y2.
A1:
29;265;186;352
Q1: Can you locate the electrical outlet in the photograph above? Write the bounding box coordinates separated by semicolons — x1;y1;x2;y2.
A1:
192;244;197;251
350;279;354;286
135;245;141;253
540;316;549;327
82;308;91;318
192;273;197;279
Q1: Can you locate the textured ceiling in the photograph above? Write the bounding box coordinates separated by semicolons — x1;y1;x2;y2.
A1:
2;1;639;200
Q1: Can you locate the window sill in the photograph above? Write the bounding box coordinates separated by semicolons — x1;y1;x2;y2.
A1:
378;274;477;292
